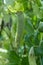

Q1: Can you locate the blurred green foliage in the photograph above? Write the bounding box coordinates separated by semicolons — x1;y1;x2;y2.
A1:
0;0;43;65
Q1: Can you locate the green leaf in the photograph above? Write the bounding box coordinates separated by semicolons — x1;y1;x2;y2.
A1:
38;22;43;32
25;18;34;35
7;50;20;65
29;47;37;65
21;55;29;65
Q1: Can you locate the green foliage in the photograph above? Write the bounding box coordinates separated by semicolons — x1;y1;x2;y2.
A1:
0;0;43;65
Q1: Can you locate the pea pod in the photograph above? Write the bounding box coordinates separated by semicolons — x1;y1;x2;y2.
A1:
14;12;24;49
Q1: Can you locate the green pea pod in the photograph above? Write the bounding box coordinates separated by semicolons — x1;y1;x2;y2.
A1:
14;12;24;49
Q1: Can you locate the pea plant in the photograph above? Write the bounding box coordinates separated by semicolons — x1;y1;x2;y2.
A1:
0;0;43;65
